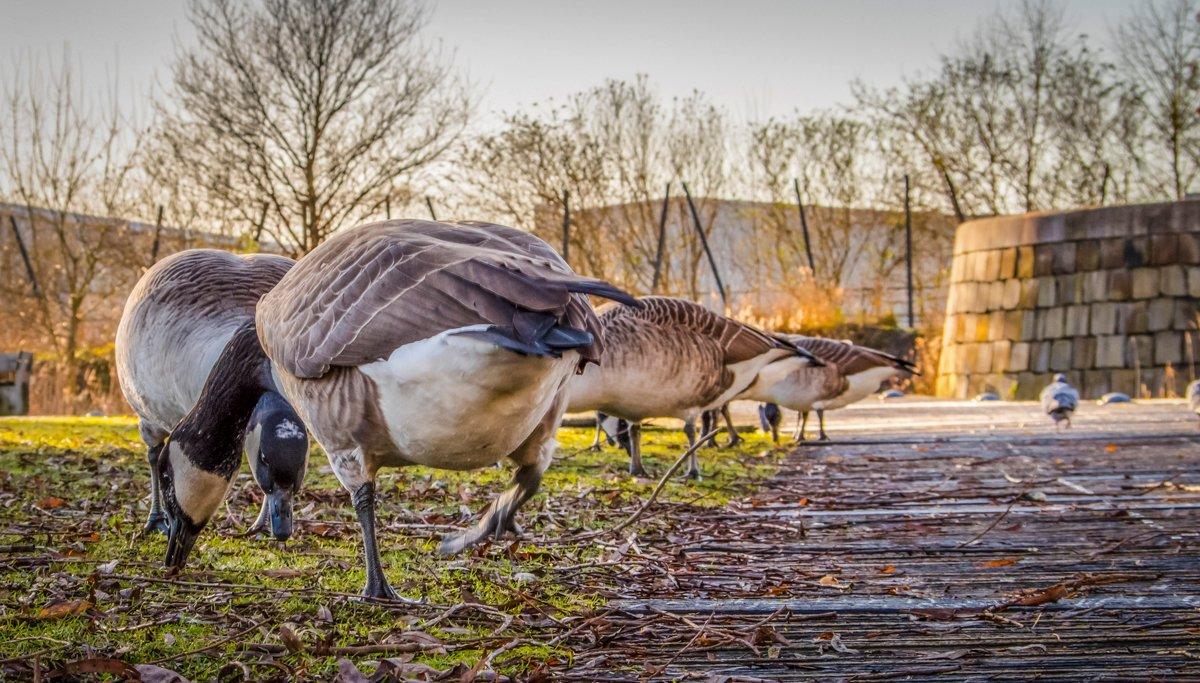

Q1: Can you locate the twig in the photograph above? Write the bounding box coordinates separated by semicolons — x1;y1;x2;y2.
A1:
151;619;265;664
955;488;1029;548
565;428;720;542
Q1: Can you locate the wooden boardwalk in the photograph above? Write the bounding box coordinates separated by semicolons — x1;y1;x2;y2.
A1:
554;400;1200;680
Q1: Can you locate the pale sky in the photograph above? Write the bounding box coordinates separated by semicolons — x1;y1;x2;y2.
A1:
2;0;1139;126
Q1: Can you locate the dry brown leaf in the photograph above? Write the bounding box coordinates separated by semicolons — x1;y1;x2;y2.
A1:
979;558;1018;568
1105;443;1119;453
880;564;897;574
38;496;65;509
818;574;848;589
36;599;92;620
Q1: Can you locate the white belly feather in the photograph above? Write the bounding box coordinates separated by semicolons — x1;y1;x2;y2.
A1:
817;366;898;410
361;326;576;470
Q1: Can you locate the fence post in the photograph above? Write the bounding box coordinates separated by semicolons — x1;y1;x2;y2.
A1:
385;196;392;220
650;182;671;293
8;215;41;298
252;202;267;245
681;182;727;310
150;205;165;262
904;174;915;328
425;196;438;221
793;178;816;275
561;189;570;265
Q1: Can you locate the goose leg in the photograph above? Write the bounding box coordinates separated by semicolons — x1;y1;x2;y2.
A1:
721;404;742;448
589;412;605;451
440;425;557;554
682;418;701;479
353;481;400;601
627;422;647;477
817;409;830;441
142;425;169;534
795;411;809;442
701;410;719;448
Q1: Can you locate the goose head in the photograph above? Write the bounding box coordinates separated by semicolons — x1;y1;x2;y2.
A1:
160;322;274;570
244;392;309;540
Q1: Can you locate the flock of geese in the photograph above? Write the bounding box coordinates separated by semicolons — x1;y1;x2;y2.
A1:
115;219;915;600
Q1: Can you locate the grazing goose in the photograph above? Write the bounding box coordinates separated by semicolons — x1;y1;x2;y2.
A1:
757;402;782;443
753;336;916;442
567;296;819;478
1041;373;1080;429
156;220;635;599
1189;380;1200;423
738;343;845;446
115;249;309;540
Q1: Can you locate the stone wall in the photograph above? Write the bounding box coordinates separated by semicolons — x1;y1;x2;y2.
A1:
936;201;1200;399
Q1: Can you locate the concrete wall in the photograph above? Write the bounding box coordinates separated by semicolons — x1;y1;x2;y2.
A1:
936;201;1200;399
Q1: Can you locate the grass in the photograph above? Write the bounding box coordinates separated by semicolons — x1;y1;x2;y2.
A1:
0;415;780;680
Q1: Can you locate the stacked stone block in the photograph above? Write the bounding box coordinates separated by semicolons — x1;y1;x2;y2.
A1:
936;201;1200;399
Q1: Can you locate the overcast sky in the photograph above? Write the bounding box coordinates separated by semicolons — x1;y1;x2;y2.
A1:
2;0;1138;126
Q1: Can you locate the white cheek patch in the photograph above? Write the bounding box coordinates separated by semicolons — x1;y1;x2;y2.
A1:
274;419;305;440
169;442;233;523
243;423;263;472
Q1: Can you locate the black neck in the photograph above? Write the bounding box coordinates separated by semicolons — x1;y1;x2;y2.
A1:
172;321;272;477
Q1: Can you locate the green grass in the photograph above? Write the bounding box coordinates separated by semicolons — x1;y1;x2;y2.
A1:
0;416;780;679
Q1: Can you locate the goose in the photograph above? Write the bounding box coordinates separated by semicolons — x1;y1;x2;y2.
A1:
154;220;635;599
751;336;916;443
115;249;309;540
1041;373;1080;429
566;296;819;478
1189;380;1200;423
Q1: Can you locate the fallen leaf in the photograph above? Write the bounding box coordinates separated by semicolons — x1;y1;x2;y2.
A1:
162;633;176;647
280;623;304;653
36;599;92;620
978;558;1017;568
316;605;333;622
818;574;849;589
879;564;897;574
1105;443;1118;453
38;496;65;509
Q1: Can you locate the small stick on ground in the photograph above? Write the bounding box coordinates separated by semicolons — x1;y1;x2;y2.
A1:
567;428;720;542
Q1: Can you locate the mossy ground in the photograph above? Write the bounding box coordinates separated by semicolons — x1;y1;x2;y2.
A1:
0;416;780;680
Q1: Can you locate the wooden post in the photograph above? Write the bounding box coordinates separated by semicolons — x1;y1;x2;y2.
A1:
561;189;570;265
904;174;915;329
681;182;727;309
252;202;267;245
793;178;816;274
8;215;41;298
425;196;437;221
385;196;392;220
650;183;672;293
150;205;165;262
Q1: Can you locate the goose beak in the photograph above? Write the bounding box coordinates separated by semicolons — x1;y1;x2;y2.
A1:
165;516;200;570
268;489;294;541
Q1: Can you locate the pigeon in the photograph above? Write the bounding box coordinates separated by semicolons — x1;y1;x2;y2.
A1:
1040;373;1080;430
1188;380;1200;423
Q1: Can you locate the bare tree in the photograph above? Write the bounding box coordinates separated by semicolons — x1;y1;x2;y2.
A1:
158;0;471;253
1115;0;1200;199
0;55;144;406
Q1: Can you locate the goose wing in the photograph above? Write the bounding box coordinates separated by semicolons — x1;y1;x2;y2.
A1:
784;335;917;376
610;296;791;365
257;220;636;378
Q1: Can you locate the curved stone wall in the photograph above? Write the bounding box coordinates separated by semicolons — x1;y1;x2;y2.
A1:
936;201;1200;399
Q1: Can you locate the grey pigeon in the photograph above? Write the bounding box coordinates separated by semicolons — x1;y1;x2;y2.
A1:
1188;380;1200;423
1041;373;1080;430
